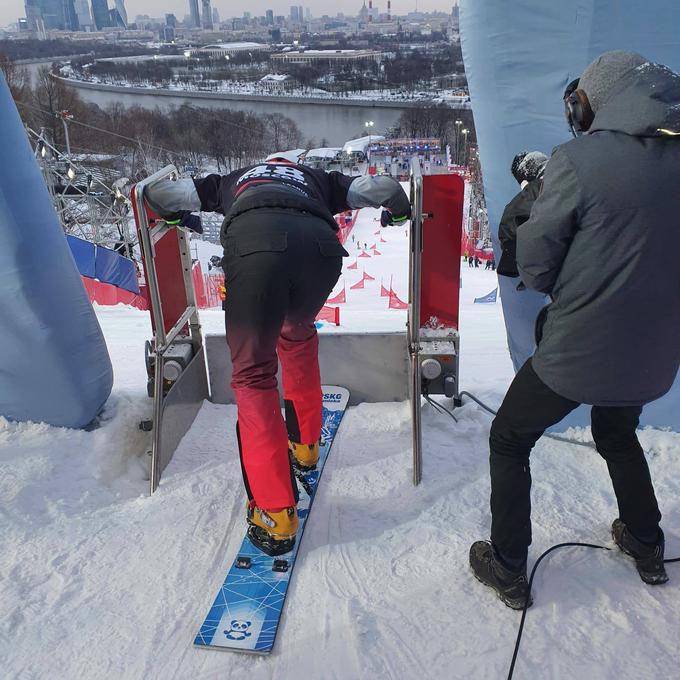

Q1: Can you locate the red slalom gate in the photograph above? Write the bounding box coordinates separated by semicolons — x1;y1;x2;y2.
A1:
316;305;340;325
326;285;346;304
389;288;408;309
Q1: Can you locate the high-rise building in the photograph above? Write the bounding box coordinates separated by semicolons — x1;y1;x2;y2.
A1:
74;0;93;29
188;0;200;27
290;6;299;22
24;0;42;31
113;0;126;26
201;0;213;30
212;7;220;25
90;0;110;29
266;9;274;24
165;13;177;27
298;6;304;23
25;0;79;31
65;0;80;30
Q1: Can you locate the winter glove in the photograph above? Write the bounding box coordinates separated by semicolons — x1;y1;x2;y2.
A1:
380;208;411;227
164;211;203;234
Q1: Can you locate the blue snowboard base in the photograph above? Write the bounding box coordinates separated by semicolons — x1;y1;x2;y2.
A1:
194;386;349;654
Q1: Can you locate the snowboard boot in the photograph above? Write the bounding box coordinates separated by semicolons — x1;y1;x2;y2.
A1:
612;519;668;585
289;440;320;472
469;541;533;610
246;503;299;557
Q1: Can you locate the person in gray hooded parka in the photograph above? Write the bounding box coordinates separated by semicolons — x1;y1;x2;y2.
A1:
470;51;680;609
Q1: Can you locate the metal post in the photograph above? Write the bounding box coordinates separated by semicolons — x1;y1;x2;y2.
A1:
57;110;73;157
409;157;424;485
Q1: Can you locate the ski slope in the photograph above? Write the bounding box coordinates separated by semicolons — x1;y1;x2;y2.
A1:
1;206;679;679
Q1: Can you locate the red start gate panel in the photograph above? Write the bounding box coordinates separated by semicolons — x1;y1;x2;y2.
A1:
419;173;464;330
131;186;191;337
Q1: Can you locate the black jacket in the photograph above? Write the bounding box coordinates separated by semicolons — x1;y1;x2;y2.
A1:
194;164;354;242
497;178;542;278
517;62;680;406
193;164;411;249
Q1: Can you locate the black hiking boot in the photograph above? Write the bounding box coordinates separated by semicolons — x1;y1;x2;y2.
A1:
469;541;533;610
612;519;668;585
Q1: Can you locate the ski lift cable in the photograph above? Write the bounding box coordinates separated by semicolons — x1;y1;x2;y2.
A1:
18;99;183;156
19;99;294;162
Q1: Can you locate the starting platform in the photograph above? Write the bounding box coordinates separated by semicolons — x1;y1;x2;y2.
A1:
132;160;464;492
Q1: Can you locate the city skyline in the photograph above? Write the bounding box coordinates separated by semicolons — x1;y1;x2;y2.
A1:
2;0;455;28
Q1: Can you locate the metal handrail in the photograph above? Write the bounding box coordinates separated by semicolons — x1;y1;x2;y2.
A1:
409;157;424;485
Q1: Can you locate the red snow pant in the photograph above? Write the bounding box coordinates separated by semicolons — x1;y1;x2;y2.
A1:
223;209;346;510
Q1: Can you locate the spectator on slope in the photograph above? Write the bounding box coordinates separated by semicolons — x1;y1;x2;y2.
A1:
145;156;410;557
497;151;549;279
470;51;680;608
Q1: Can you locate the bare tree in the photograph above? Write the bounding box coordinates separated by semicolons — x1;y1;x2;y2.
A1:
0;54;29;103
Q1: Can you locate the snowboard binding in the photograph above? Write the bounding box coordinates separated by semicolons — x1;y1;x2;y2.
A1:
246;504;298;557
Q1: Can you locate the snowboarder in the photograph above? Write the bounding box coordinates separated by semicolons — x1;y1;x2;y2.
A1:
145;156;410;556
497;150;548;279
470;51;680;609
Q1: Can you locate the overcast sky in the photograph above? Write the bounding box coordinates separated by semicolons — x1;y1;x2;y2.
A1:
2;0;454;27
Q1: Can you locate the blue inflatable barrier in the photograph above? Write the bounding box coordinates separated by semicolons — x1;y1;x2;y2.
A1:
0;74;113;429
460;0;680;430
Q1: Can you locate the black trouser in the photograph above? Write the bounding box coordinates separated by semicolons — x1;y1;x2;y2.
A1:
490;359;661;562
221;209;346;509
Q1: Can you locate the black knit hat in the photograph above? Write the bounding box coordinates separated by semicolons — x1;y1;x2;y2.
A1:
511;151;528;184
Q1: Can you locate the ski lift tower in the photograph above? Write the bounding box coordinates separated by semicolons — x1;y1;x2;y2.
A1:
409;158;464;484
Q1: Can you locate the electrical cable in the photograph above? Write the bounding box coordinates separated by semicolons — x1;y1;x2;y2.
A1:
507;542;610;680
452;394;679;676
507;541;680;679
423;393;458;423
458;390;595;450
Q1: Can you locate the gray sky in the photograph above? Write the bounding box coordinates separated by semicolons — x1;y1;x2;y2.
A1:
2;0;453;27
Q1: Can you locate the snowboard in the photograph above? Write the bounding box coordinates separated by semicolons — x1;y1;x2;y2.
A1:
194;386;349;654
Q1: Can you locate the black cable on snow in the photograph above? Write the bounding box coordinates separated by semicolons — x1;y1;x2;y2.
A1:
450;392;680;675
458;390;595;450
506;542;680;679
507;542;610;680
423;393;458;423
459;390;498;416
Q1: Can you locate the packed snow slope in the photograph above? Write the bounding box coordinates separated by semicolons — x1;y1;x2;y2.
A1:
1;206;679;679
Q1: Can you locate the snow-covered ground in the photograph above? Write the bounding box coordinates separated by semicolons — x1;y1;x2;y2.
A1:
1;207;679;679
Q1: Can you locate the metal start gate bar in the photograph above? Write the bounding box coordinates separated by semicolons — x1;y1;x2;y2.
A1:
408;159;425;485
131;165;209;494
